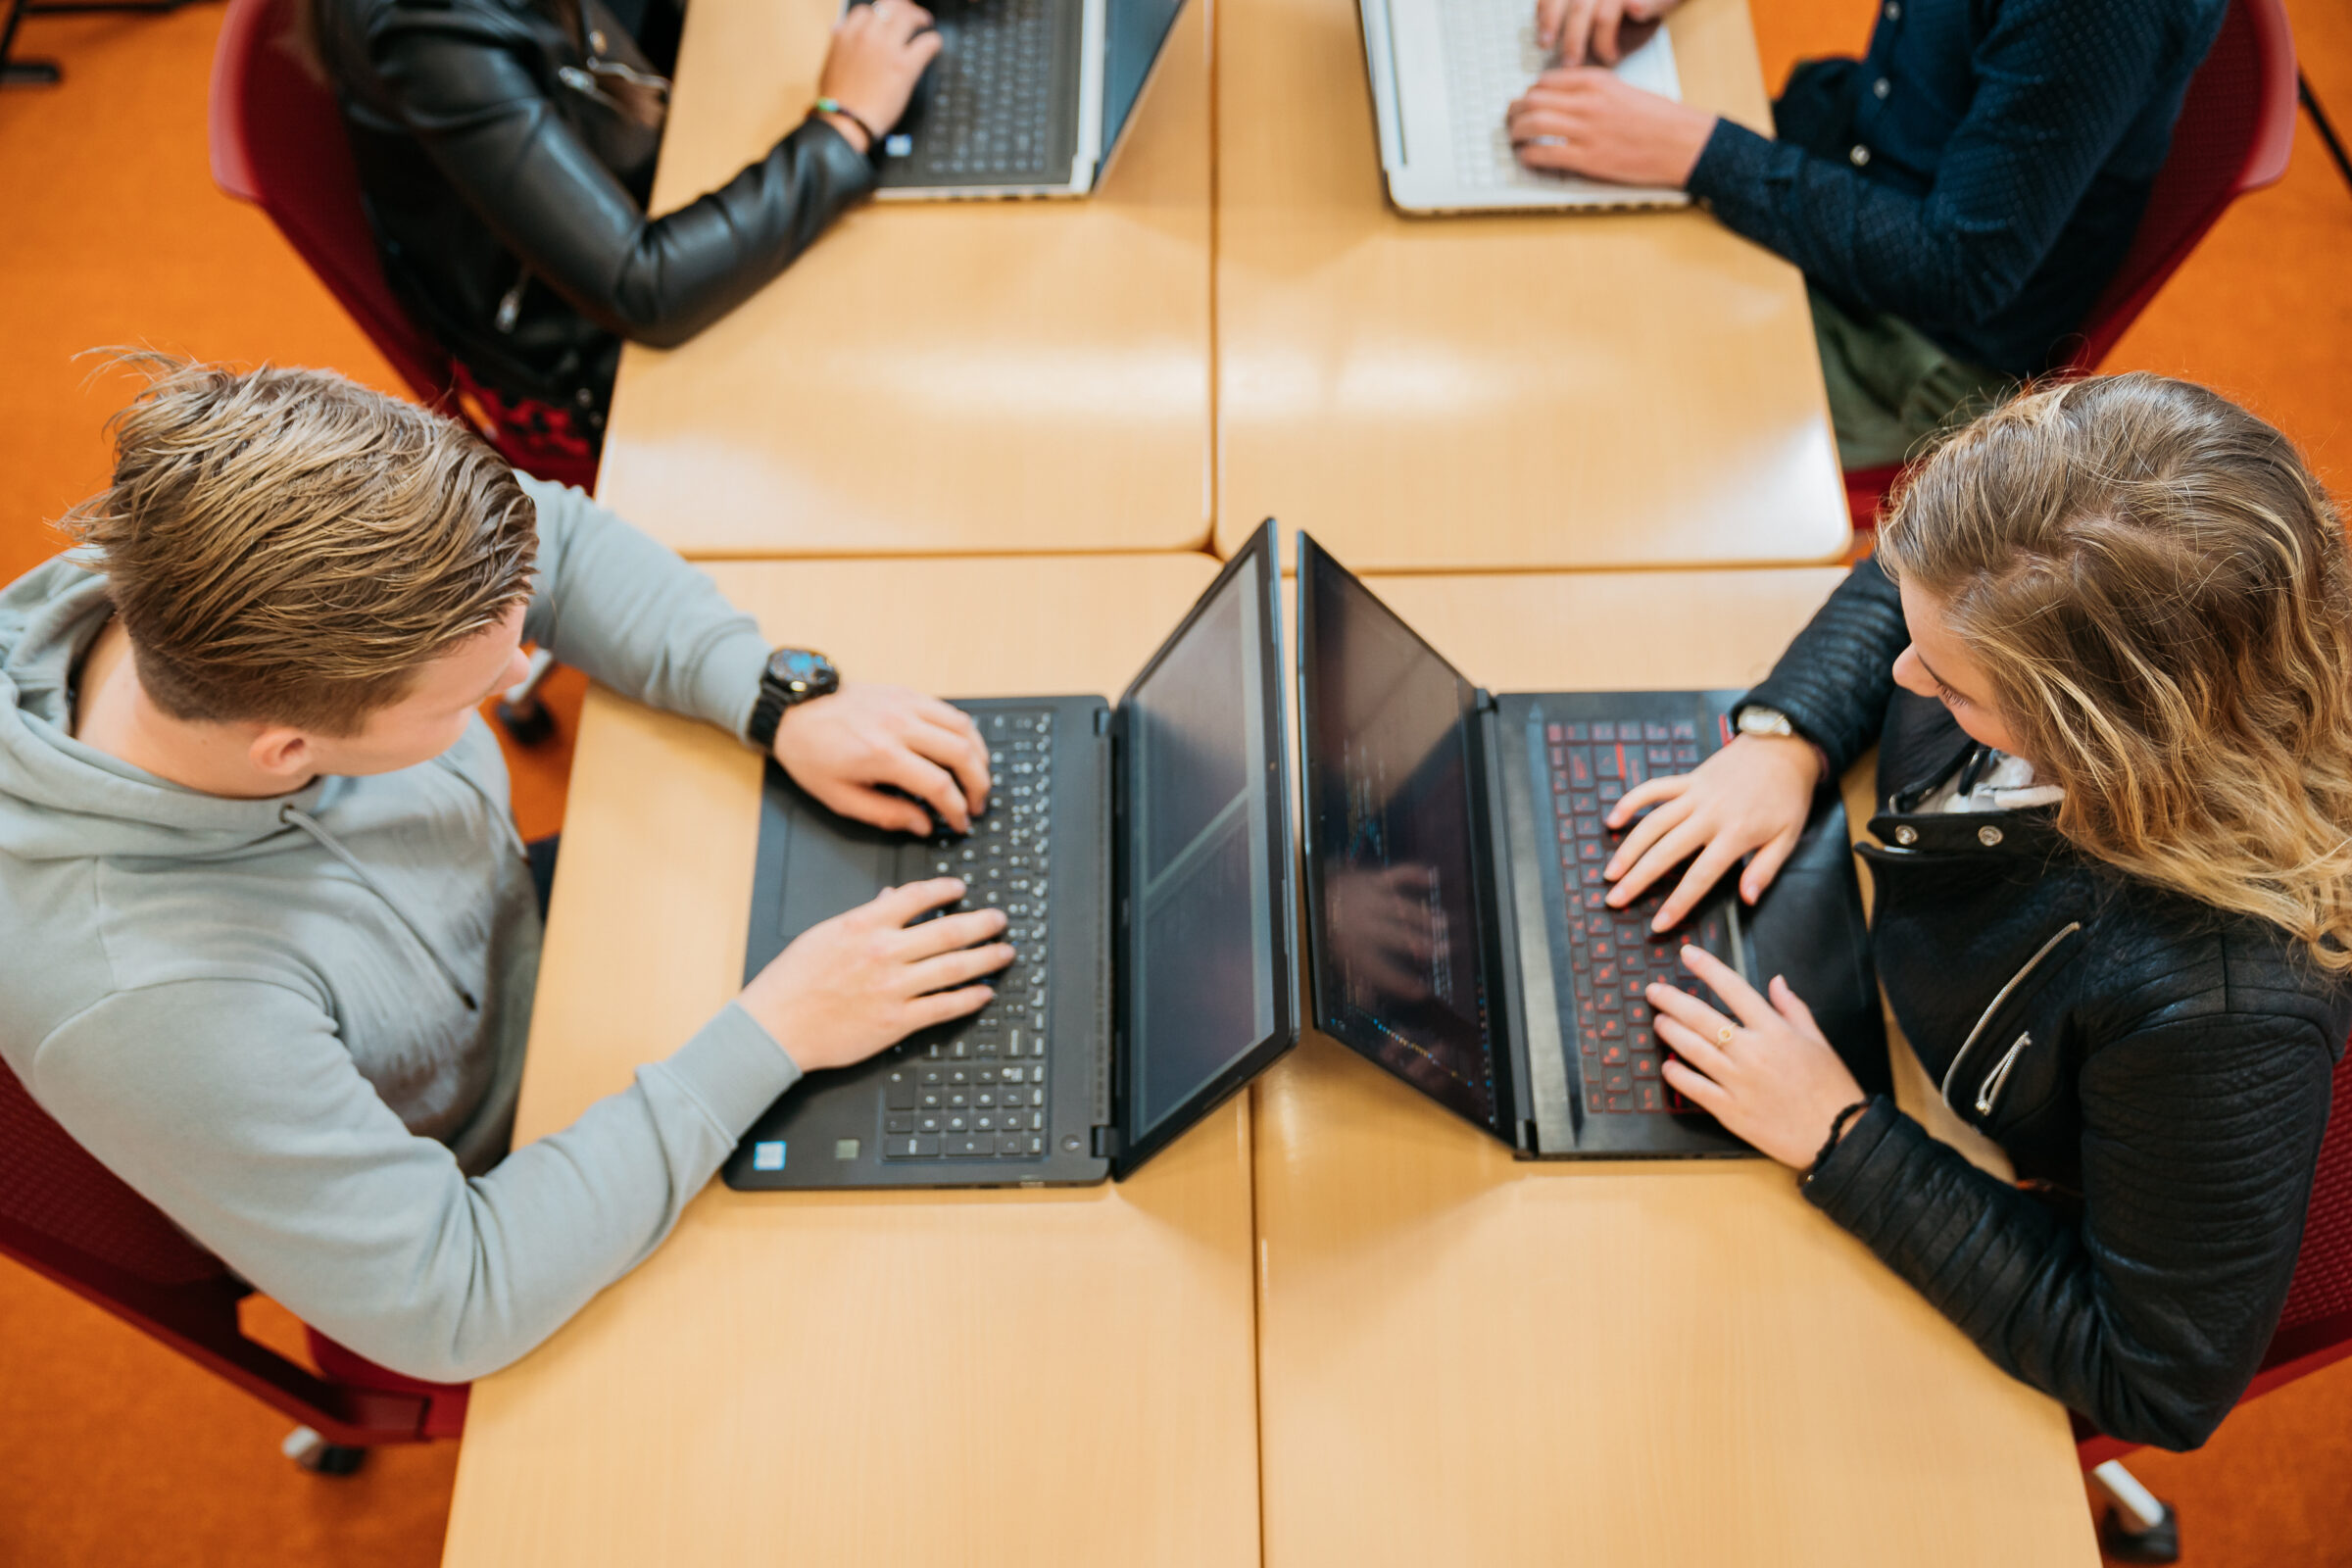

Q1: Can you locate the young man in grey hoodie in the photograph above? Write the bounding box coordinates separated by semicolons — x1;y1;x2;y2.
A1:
0;360;1014;1383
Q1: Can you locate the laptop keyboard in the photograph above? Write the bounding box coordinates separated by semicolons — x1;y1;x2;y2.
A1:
879;708;1056;1159
1439;0;1557;189
1545;717;1733;1117
884;0;1059;182
1436;0;1683;190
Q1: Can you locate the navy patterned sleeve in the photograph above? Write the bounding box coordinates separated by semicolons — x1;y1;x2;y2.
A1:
1685;0;2176;337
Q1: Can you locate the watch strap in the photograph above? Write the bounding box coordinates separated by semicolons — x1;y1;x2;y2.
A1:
747;681;793;752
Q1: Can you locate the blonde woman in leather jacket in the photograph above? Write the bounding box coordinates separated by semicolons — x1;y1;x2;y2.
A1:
1604;373;2352;1450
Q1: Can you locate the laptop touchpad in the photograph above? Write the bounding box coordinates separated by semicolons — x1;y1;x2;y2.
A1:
775;807;894;944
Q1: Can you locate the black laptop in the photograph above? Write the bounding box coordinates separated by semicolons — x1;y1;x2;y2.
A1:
861;0;1187;198
1296;532;1887;1158
725;522;1298;1190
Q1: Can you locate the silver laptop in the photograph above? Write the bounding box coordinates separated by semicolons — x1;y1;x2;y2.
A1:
1359;0;1690;214
858;0;1187;200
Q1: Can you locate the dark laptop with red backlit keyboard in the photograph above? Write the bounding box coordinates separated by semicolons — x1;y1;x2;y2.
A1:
1296;532;1887;1158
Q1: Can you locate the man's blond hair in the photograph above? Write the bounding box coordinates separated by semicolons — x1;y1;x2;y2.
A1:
62;356;539;736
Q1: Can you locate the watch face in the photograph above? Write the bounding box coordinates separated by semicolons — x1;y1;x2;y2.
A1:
767;648;838;697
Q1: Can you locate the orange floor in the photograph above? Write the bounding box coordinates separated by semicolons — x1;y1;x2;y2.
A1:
3;2;2350;1564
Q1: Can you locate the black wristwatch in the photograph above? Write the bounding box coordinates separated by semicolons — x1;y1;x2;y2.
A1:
746;647;840;751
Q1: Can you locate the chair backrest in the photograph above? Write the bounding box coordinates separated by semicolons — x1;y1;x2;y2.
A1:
206;0;454;406
2266;1048;2352;1371
2066;0;2299;370
0;1056;449;1445
0;1056;223;1289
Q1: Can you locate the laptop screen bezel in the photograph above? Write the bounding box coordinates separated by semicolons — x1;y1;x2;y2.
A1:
1294;530;1514;1139
1107;518;1300;1180
1093;0;1191;179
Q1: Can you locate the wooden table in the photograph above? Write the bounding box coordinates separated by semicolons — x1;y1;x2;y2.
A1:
1251;567;2099;1567
1215;0;1850;571
440;556;1262;1567
596;0;1214;559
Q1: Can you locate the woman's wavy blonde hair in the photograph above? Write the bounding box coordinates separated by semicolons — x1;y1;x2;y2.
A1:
1879;372;2352;971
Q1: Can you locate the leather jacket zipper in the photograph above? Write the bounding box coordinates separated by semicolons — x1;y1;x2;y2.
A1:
1939;921;2082;1119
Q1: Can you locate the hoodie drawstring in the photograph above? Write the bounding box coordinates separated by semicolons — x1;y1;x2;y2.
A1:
278;804;480;1012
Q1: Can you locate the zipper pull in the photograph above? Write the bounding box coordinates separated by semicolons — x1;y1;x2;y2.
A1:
1975;1030;2032;1117
495;272;529;334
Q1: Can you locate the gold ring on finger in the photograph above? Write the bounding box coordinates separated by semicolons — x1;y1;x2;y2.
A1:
1716;1025;1736;1048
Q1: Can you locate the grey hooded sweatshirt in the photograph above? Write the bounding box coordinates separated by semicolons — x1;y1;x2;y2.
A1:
0;476;801;1383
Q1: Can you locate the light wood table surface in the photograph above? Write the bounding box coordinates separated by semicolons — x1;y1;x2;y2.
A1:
1252;567;2099;1567
595;0;1214;559
1215;0;1849;571
440;556;1261;1568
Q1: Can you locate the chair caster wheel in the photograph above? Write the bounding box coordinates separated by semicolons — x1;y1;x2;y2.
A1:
282;1425;368;1476
2098;1499;2180;1565
497;694;557;746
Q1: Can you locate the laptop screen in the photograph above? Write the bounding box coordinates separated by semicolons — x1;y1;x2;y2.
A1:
1297;535;1503;1133
1101;0;1187;162
1116;525;1294;1169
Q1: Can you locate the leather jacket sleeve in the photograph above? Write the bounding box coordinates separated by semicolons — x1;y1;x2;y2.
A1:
1740;554;1910;776
372;24;876;348
1803;997;2338;1450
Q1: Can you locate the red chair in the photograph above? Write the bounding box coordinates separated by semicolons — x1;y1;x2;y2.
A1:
205;0;600;492
0;1056;466;1474
2081;1046;2352;1563
1843;0;2299;532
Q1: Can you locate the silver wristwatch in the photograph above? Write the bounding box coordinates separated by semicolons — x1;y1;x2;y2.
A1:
1735;705;1796;739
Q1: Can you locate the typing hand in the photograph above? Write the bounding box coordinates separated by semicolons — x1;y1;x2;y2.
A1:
816;0;943;150
739;879;1012;1071
1534;0;1678;65
773;681;992;835
1506;68;1714;187
1601;733;1823;931
1647;948;1863;1168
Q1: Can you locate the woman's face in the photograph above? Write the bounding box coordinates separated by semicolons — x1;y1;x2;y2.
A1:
1890;576;2028;759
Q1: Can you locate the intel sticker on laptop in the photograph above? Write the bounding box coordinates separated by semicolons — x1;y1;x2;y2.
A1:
752;1141;786;1171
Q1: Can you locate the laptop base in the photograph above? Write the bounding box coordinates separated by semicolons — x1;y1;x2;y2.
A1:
724;696;1114;1191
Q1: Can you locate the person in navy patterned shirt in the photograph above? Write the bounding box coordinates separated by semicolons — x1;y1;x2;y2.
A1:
1507;0;2228;468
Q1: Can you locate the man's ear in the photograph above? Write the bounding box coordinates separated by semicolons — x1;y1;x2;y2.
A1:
246;725;316;781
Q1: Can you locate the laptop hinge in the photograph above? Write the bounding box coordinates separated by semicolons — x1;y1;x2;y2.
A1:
1095;707;1113;736
1091;1125;1123;1160
1473;687;1497;713
1519;1118;1541;1155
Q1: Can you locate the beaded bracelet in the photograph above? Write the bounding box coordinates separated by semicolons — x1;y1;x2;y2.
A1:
1804;1098;1874;1182
811;97;881;153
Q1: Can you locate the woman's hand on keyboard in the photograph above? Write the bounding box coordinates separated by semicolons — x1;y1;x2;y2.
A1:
772;681;992;835
1506;68;1713;188
740;878;1013;1071
818;0;943;149
1600;734;1825;931
1647;948;1863;1169
1535;0;1678;67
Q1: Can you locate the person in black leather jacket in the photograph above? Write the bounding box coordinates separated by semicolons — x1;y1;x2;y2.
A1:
1599;373;2352;1450
315;0;941;450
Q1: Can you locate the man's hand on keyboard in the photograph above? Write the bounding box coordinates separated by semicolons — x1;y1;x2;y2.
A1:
1534;0;1676;66
773;681;993;835
1600;734;1825;930
740;878;1013;1071
1506;68;1713;187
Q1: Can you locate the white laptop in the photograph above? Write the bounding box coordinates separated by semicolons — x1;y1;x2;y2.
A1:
1360;0;1690;215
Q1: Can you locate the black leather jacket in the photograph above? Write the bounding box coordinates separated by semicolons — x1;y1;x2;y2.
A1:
318;0;877;416
1745;557;2348;1450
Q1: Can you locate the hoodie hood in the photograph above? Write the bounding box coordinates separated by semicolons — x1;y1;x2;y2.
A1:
0;561;337;864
